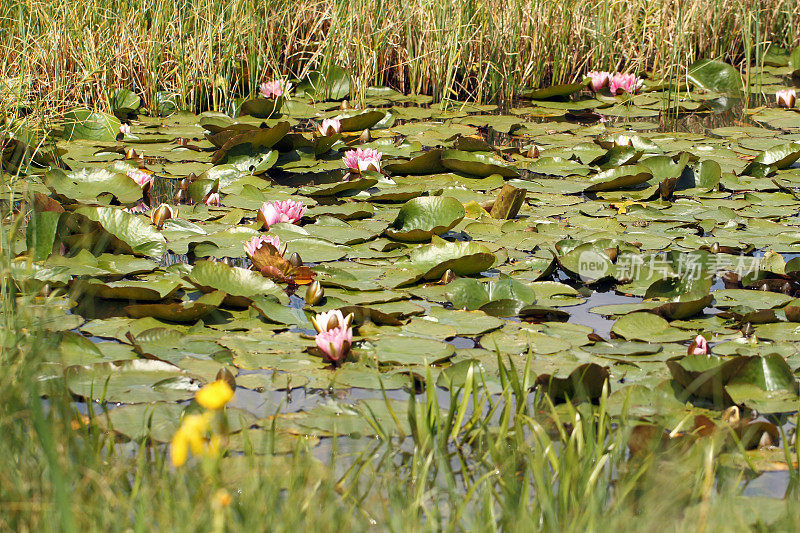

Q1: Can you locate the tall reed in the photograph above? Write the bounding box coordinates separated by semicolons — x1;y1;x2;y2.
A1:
1;0;798;113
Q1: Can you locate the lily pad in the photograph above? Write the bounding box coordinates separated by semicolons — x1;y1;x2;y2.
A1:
386;196;465;242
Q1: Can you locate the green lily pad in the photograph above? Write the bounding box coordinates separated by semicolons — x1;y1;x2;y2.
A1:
74;206;167;257
520;81;589;100
440;150;518;177
687;59;743;96
65;360;202;403
386;196;465;242
45;168;144;204
584;165;653;192
124;290;226;322
408;237;496;280
335;109;386;132
62;108;121;141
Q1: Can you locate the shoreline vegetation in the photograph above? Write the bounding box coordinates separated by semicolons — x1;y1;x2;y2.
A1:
1;0;800;114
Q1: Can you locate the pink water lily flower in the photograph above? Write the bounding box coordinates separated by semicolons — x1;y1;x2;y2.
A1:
259;79;292;99
315;324;353;365
776;89;797;109
124;202;149;214
243;234;282;258
127;169;153;189
205;193;221;207
119;123;131;135
688;335;708;355
257;199;306;228
342;148;382;175
587;71;611;92
609;73;643;96
318;118;342;137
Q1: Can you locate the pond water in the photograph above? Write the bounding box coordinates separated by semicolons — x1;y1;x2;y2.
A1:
8;69;800;505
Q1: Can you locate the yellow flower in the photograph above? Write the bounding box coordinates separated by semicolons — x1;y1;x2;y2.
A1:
213;489;232;508
611;200;644;215
170;412;214;467
196;380;234;410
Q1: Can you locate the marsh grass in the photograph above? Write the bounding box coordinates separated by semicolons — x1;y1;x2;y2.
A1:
1;0;799;113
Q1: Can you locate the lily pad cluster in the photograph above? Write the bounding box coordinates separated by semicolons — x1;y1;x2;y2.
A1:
7;60;800;465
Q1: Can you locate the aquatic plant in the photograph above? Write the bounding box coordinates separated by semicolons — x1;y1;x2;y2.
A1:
243;234;283;258
127;169;153;189
342;147;382;174
318;118;342;136
586;70;611;92
688;335;709;355
195;379;234;410
204;193;221;207
258;79;292;98
150;203;174;228
776;88;797;108
257;200;306;228
313;310;354;364
609;72;643;95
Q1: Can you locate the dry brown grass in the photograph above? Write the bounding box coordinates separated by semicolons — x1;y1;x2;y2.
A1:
0;0;798;113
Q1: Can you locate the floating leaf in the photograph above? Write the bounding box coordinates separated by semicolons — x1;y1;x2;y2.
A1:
386;196;465;242
62;108;121;141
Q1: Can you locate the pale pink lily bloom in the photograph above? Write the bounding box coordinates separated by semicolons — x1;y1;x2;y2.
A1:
243;234;282;258
119;123;131;135
586;71;611;92
127;169;153;188
342;148;382;174
776;89;797;109
315;325;353;364
205;193;221;207
124;202;149;214
257;200;306;228
609;73;643;96
311;309;352;334
689;335;709;355
318;118;342;137
259;79;292;99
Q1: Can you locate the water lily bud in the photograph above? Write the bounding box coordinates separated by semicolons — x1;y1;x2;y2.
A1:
359;129;371;143
179;178;191;190
722;405;739;425
440;269;456;284
709;242;720;254
125;148;138;160
776;88;796;109
151;203;174;228
340;100;350;110
759;431;774;448
216;367;236;390
288;252;303;267
603;247;618;262
205;193;221;207
188;172;197;182
688;334;708;355
526;145;540;158
174;189;187;204
311;309;352;334
318;118;342;137
305;280;324;305
742;323;754;337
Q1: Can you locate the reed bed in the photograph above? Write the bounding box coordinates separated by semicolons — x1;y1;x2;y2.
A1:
1;0;799;113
